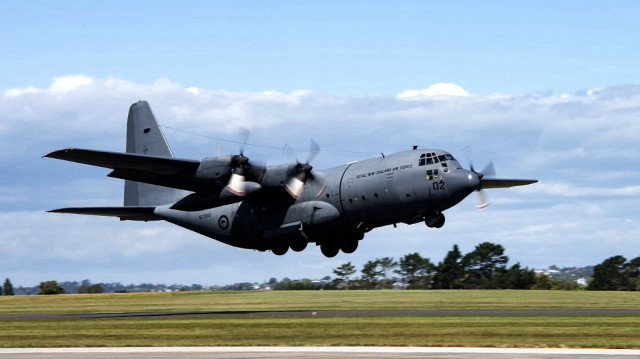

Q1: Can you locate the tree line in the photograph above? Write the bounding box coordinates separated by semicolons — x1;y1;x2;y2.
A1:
6;243;638;294
332;242;539;290
330;242;639;291
587;255;640;291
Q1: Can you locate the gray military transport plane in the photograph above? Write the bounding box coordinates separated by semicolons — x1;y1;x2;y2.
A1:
46;101;537;257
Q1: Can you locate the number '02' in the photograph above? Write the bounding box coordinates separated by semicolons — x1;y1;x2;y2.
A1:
433;180;446;190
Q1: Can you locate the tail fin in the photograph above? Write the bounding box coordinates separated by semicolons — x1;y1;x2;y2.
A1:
124;101;188;206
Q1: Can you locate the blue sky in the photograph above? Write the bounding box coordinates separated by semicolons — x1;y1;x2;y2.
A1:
1;1;640;287
4;1;640;94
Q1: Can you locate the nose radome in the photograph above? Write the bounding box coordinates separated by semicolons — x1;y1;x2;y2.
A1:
447;169;480;196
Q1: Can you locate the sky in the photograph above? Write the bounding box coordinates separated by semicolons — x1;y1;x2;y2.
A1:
1;1;639;287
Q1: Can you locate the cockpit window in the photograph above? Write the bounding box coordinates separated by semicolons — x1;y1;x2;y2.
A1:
420;152;456;166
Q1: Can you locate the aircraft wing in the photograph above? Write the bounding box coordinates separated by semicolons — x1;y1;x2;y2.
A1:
480;178;538;189
47;206;158;221
44;148;212;192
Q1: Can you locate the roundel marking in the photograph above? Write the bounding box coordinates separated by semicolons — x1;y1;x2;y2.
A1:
218;215;229;230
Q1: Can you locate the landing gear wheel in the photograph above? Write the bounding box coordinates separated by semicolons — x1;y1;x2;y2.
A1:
289;236;308;252
340;239;358;254
320;243;340;258
425;213;446;228
271;241;289;256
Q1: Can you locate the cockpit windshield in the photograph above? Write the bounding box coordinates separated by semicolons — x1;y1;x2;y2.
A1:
419;152;457;166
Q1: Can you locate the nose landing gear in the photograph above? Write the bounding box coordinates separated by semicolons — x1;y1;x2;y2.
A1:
425;212;445;228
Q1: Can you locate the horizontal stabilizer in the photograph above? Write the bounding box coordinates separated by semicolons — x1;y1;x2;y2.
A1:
480;178;538;189
47;206;157;221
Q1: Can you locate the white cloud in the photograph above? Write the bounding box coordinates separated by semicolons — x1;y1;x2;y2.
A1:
3;85;40;97
397;83;469;99
48;74;94;93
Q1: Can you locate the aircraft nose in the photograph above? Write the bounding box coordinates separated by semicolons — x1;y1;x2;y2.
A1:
447;169;480;197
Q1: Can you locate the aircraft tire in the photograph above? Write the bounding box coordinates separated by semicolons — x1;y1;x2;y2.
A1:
425;213;445;228
340;239;358;254
271;241;289;256
289;236;308;252
320;243;340;258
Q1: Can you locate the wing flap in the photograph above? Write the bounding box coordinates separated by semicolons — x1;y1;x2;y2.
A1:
480;178;538;189
48;206;158;221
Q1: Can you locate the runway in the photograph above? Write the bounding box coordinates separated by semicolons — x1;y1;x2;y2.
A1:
1;347;640;359
3;308;640;320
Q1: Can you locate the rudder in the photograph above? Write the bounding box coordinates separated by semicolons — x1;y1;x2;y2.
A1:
124;101;188;206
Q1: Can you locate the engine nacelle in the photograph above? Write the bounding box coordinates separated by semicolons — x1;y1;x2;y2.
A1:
195;156;233;182
260;163;298;187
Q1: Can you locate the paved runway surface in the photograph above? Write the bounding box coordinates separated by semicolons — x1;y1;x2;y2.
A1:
3;308;640;320
1;347;640;359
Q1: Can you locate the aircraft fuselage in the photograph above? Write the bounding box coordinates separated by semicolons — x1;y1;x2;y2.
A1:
153;149;479;254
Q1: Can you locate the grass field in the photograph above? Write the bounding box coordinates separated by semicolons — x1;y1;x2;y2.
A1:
1;290;639;348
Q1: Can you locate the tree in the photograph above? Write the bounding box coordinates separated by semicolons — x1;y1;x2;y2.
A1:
624;256;640;291
273;279;325;290
460;242;508;289
360;260;384;289
396;253;434;289
377;257;398;289
551;277;581;290
38;281;66;295
333;262;357;289
532;273;553;290
432;244;464;289
588;255;628;290
498;263;535;289
79;284;104;294
3;278;14;296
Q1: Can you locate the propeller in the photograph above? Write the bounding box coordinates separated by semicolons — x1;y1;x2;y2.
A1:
285;139;326;199
464;147;496;210
224;127;260;196
472;161;495;209
226;153;250;195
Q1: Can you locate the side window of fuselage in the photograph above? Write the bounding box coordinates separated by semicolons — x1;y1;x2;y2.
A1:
426;169;439;180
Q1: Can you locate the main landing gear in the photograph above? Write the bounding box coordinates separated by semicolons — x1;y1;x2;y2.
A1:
269;231;308;256
267;226;365;257
319;232;364;258
425;212;445;228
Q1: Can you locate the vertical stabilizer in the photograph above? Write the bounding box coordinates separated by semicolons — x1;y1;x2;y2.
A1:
124;101;188;206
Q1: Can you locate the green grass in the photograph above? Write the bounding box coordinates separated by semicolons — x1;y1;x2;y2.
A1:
1;290;639;348
2;290;639;314
1;316;639;348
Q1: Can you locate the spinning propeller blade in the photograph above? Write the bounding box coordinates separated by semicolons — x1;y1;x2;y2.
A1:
465;147;496;210
225;128;254;196
285;139;325;199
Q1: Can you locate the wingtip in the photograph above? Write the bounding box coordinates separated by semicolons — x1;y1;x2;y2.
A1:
43;148;75;159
